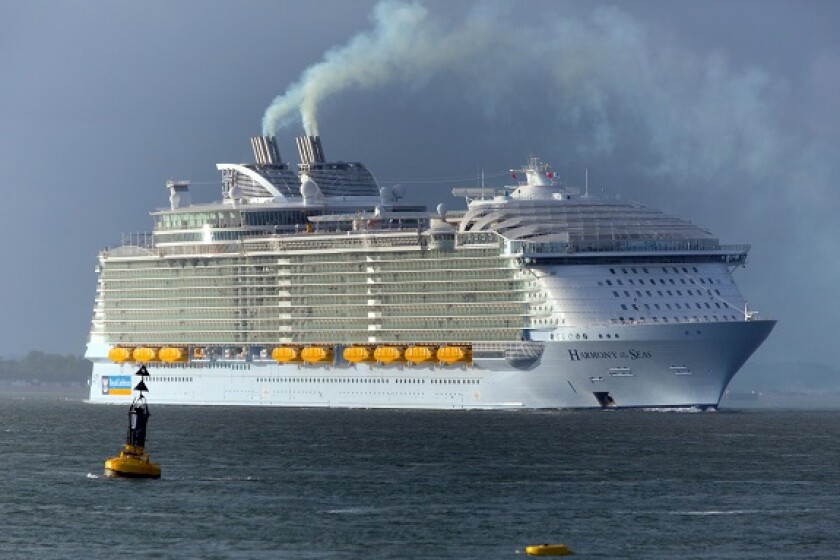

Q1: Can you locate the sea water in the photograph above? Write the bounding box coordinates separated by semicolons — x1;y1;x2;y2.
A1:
0;393;838;558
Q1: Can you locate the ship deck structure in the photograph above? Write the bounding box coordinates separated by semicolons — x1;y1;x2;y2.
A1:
86;134;774;409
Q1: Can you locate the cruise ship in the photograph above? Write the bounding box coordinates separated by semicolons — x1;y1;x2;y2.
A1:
86;134;774;409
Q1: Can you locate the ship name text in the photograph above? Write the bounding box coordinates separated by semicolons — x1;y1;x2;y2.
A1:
568;349;653;361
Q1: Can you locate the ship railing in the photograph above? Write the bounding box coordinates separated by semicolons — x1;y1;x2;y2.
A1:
245;233;422;253
507;239;750;256
101;232;156;255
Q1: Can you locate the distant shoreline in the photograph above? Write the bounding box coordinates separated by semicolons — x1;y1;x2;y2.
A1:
0;381;88;399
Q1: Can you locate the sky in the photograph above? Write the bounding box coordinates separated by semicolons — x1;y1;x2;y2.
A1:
1;0;838;366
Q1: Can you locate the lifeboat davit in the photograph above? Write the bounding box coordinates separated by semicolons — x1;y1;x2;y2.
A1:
108;347;132;363
404;346;433;364
524;543;574;556
343;346;371;363
132;347;157;363
301;346;331;364
104;365;161;479
374;346;402;364
271;346;300;363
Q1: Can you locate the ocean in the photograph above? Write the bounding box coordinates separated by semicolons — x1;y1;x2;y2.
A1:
0;393;838;559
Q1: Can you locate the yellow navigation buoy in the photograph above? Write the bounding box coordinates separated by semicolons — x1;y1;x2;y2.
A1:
104;445;161;479
525;543;574;556
104;365;161;479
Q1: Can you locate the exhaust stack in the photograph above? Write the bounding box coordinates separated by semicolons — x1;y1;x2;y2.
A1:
250;136;282;165
296;135;326;165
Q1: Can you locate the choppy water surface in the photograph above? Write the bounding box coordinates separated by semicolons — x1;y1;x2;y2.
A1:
0;394;838;559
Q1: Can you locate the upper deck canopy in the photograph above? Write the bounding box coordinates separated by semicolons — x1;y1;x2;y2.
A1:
459;198;717;247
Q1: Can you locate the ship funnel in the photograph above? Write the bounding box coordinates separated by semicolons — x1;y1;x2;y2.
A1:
250;136;282;165
296;135;326;165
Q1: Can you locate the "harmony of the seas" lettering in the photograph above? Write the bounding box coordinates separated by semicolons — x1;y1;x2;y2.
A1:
568;349;653;361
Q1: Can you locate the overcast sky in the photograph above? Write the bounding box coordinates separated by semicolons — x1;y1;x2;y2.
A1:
1;0;837;365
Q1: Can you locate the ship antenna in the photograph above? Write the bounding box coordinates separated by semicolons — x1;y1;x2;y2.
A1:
585;168;589;198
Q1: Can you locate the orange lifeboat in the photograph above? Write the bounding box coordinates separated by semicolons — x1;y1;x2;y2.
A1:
374;346;402;364
132;347;157;363
108;347;132;363
404;346;434;364
271;346;300;363
437;345;469;364
158;347;185;363
300;346;331;364
343;346;371;363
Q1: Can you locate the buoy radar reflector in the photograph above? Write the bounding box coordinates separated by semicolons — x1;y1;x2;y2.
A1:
104;365;161;479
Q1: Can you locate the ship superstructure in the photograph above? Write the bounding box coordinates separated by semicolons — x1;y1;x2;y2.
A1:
86;135;774;409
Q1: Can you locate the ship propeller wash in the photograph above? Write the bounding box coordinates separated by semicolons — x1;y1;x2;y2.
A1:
86;134;774;409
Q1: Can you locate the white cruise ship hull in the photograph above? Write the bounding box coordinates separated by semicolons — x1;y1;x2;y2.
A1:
87;320;774;409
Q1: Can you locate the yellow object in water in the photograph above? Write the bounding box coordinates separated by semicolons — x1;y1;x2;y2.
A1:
404;345;433;364
300;346;331;363
158;347;185;362
437;345;467;364
272;346;299;363
525;544;574;556
108;347;132;363
343;346;370;363
104;444;161;479
132;347;157;363
374;346;401;363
